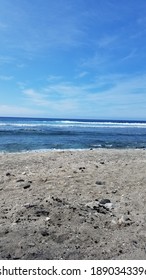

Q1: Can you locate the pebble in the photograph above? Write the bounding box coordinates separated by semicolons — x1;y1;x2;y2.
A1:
28;243;35;247
23;184;31;189
111;219;117;226
99;199;111;205
85;201;99;210
23;203;36;208
96;181;104;185
45;217;51;221
41;230;49;237
118;215;132;226
16;179;25;182
112;190;117;194
102;203;113;211
86;197;114;212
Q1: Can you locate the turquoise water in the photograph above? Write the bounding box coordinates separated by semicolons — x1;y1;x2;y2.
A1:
0;117;146;152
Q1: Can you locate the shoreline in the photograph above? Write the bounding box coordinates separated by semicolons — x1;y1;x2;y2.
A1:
0;146;145;155
0;149;146;259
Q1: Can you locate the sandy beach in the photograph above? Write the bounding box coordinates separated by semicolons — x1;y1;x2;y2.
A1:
0;148;146;260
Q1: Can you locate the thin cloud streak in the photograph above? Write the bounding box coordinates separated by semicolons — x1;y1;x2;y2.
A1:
0;75;13;81
21;72;146;119
0;104;42;117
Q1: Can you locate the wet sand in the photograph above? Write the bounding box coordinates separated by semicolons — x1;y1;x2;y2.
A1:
0;149;146;259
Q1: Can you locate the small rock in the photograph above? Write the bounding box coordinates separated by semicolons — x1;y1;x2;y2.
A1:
16;179;25;182
103;202;113;211
28;243;35;247
132;240;138;246
112;190;117;194
52;196;62;203
118;215;132;226
6;254;11;259
96;181;103;185
79;167;86;172
85;201;108;214
45;217;51;222
6;172;11;176
23;184;31;189
97;207;107;214
119;249;123;254
99;199;111;205
85;201;99;209
23;203;36;208
41;230;49;237
111;219;117;226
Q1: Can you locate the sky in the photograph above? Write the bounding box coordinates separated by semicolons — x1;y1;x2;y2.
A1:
0;0;146;120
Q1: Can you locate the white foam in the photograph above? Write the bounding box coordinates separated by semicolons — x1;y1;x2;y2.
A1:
0;120;146;129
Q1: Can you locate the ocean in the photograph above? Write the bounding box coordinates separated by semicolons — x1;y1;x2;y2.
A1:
0;117;146;153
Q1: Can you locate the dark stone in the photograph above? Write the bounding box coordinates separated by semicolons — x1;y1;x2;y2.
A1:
79;167;85;171
41;230;49;236
6;172;11;176
52;196;62;203
119;249;123;254
35;209;49;217
99;199;111;205
112;190;117;194
23;184;31;189
97;207;107;214
93;205;99;211
96;181;103;185
16;179;25;182
6;254;11;259
94;225;99;229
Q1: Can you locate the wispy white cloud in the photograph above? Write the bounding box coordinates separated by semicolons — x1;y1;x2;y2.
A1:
0;104;42;117
0;75;13;81
75;71;89;79
1;0;146;119
47;75;63;82
17;82;28;90
0;55;15;65
97;35;118;48
80;52;111;70
23;89;49;106
121;49;137;62
22;87;79;117
21;72;146;118
87;73;146;103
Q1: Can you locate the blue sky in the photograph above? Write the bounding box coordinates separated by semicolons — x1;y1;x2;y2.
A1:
0;0;146;120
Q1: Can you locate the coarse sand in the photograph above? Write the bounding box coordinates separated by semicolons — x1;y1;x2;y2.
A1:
0;149;146;259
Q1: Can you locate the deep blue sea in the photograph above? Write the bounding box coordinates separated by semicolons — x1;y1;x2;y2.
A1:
0;117;146;152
